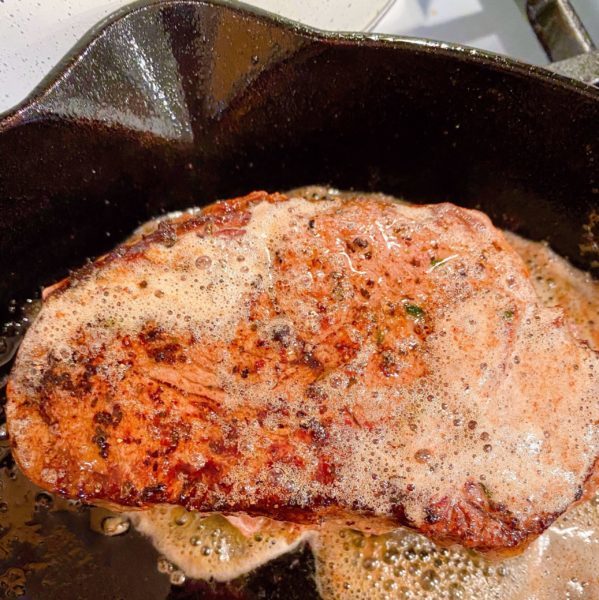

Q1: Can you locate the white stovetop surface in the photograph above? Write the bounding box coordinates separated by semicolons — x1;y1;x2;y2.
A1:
0;0;597;114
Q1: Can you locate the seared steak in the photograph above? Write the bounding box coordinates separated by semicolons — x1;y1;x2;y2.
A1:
7;189;599;553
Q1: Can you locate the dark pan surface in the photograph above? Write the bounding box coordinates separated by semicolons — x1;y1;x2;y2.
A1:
0;0;597;597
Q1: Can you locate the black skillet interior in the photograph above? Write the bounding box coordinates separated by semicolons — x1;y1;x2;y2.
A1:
0;0;597;598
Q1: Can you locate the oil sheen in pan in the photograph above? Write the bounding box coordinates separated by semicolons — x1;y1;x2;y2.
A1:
0;198;598;599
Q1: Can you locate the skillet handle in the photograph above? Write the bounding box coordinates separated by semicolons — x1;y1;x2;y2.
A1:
519;0;599;85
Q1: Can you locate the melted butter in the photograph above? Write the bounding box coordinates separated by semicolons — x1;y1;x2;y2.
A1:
0;463;98;598
129;490;599;598
312;491;599;599
505;232;599;350
128;506;310;582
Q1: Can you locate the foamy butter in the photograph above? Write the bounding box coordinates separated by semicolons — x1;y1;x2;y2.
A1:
312;491;599;600
130;492;599;598
30;227;265;352
505;231;599;349
128;507;311;582
18;197;332;389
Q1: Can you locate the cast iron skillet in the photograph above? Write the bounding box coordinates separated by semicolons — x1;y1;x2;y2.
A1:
0;1;597;598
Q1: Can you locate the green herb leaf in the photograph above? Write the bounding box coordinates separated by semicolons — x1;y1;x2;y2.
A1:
480;482;493;501
404;303;424;318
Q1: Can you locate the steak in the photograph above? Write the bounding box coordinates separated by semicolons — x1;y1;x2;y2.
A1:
7;188;599;553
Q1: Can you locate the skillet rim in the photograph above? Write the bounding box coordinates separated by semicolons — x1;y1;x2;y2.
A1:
0;0;598;133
